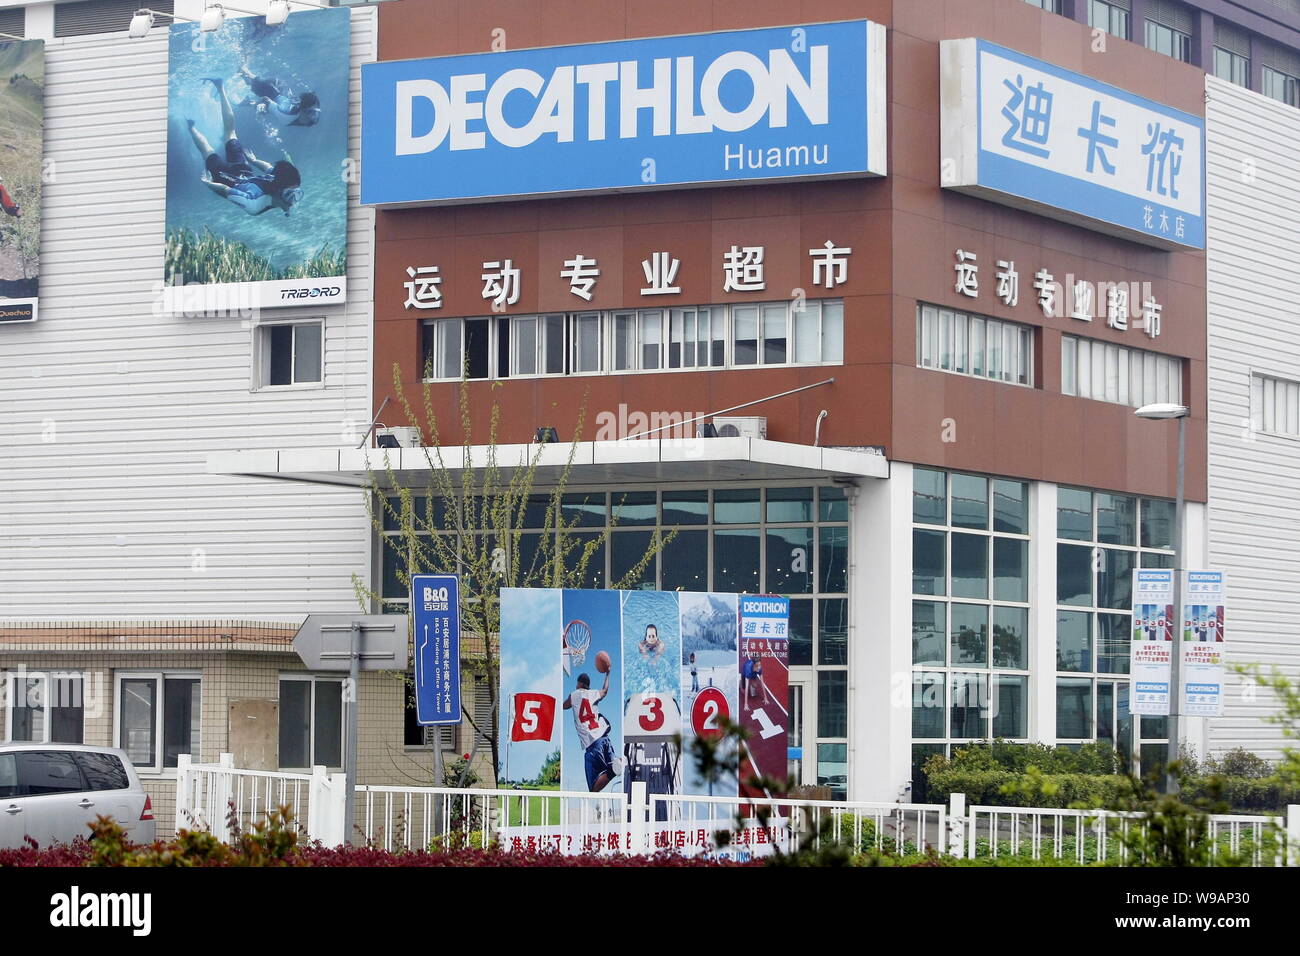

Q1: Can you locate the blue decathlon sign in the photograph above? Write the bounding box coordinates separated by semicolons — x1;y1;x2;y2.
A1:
940;38;1205;250
360;20;886;206
412;574;461;725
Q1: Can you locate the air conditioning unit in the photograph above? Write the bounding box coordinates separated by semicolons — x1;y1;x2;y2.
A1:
375;426;422;448
711;416;767;440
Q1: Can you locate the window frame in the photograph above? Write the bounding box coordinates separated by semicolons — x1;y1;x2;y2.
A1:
916;304;1035;387
278;673;345;772
2;671;86;745
255;318;325;391
1061;334;1182;409
112;670;202;776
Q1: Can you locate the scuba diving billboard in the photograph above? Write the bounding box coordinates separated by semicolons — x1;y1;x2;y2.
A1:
0;38;42;324
163;7;350;314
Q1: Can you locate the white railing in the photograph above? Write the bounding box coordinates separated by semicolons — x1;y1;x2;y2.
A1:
174;754;347;846
173;761;1299;865
958;799;1295;867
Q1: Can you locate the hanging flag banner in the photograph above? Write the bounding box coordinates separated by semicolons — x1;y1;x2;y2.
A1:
1181;570;1226;717
410;574;461;725
1130;569;1174;716
0;38;43;324
940;38;1205;250
498;587;789;858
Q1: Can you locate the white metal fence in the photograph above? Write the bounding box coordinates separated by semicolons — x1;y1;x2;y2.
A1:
173;757;1298;865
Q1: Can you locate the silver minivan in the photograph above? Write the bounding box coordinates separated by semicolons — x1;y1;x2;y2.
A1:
0;744;157;848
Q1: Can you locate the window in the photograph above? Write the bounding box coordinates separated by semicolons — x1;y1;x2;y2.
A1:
1021;0;1061;11
115;673;201;773
279;675;344;769
259;321;323;387
1213;49;1250;87
421;301;845;380
55;0;170;36
1144;1;1193;62
0;8;23;36
1263;66;1300;107
912;469;1031;750
3;672;84;744
1061;335;1181;408
1145;21;1191;62
1089;0;1129;40
403;673;457;750
1251;373;1300;438
916;305;1034;386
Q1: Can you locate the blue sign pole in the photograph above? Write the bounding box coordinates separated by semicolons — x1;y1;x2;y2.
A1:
412;574;462;726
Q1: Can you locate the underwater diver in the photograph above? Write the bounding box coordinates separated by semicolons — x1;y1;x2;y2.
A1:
187;77;304;217
238;64;321;127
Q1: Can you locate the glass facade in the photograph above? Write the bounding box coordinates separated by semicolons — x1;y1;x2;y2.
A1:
912;469;1031;769
1055;488;1173;771
381;483;851;796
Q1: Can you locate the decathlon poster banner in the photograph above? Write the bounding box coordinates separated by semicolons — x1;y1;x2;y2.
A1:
1181;571;1226;717
681;591;739;797
360;20;887;206
163;7;350;314
738;595;790;799
1130;569;1174;716
0;38;42;324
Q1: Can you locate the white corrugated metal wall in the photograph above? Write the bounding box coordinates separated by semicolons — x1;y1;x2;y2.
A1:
1205;74;1300;759
0;8;375;621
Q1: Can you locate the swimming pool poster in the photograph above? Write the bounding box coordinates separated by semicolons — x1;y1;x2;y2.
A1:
1181;571;1226;717
162;7;350;314
0;39;43;324
498;588;789;802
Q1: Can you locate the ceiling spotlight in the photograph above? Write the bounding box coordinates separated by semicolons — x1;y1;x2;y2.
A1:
128;9;155;38
200;4;226;33
266;0;290;25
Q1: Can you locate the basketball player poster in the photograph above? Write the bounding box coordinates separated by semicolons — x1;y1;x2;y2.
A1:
737;595;791;800
620;590;682;805
679;591;739;796
560;589;624;794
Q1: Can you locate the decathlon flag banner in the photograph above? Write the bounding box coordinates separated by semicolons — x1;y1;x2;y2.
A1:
162;7;351;314
1181;570;1226;717
0;39;43;324
940;38;1205;250
360;20;886;206
498;588;789;807
411;574;462;724
1130;569;1174;716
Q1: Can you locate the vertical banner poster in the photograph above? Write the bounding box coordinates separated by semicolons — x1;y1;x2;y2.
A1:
680;592;740;796
620;590;681;807
163;8;351;314
737;595;791;798
560;590;623;794
1130;569;1174;716
410;574;461;725
0;38;42;324
1181;571;1226;717
498;589;562;791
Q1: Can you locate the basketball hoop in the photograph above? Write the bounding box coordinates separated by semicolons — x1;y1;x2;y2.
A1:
563;619;591;675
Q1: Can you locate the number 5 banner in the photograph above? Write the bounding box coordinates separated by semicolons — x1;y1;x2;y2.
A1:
511;693;556;742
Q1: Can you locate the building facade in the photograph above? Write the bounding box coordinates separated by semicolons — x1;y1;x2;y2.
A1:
1;0;1295;818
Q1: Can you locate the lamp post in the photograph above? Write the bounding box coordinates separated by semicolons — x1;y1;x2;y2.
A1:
1134;402;1189;793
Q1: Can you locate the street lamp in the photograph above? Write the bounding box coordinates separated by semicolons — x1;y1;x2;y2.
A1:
1135;402;1189;792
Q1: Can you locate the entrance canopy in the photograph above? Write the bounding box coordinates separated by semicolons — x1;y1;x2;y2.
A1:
207;438;889;489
